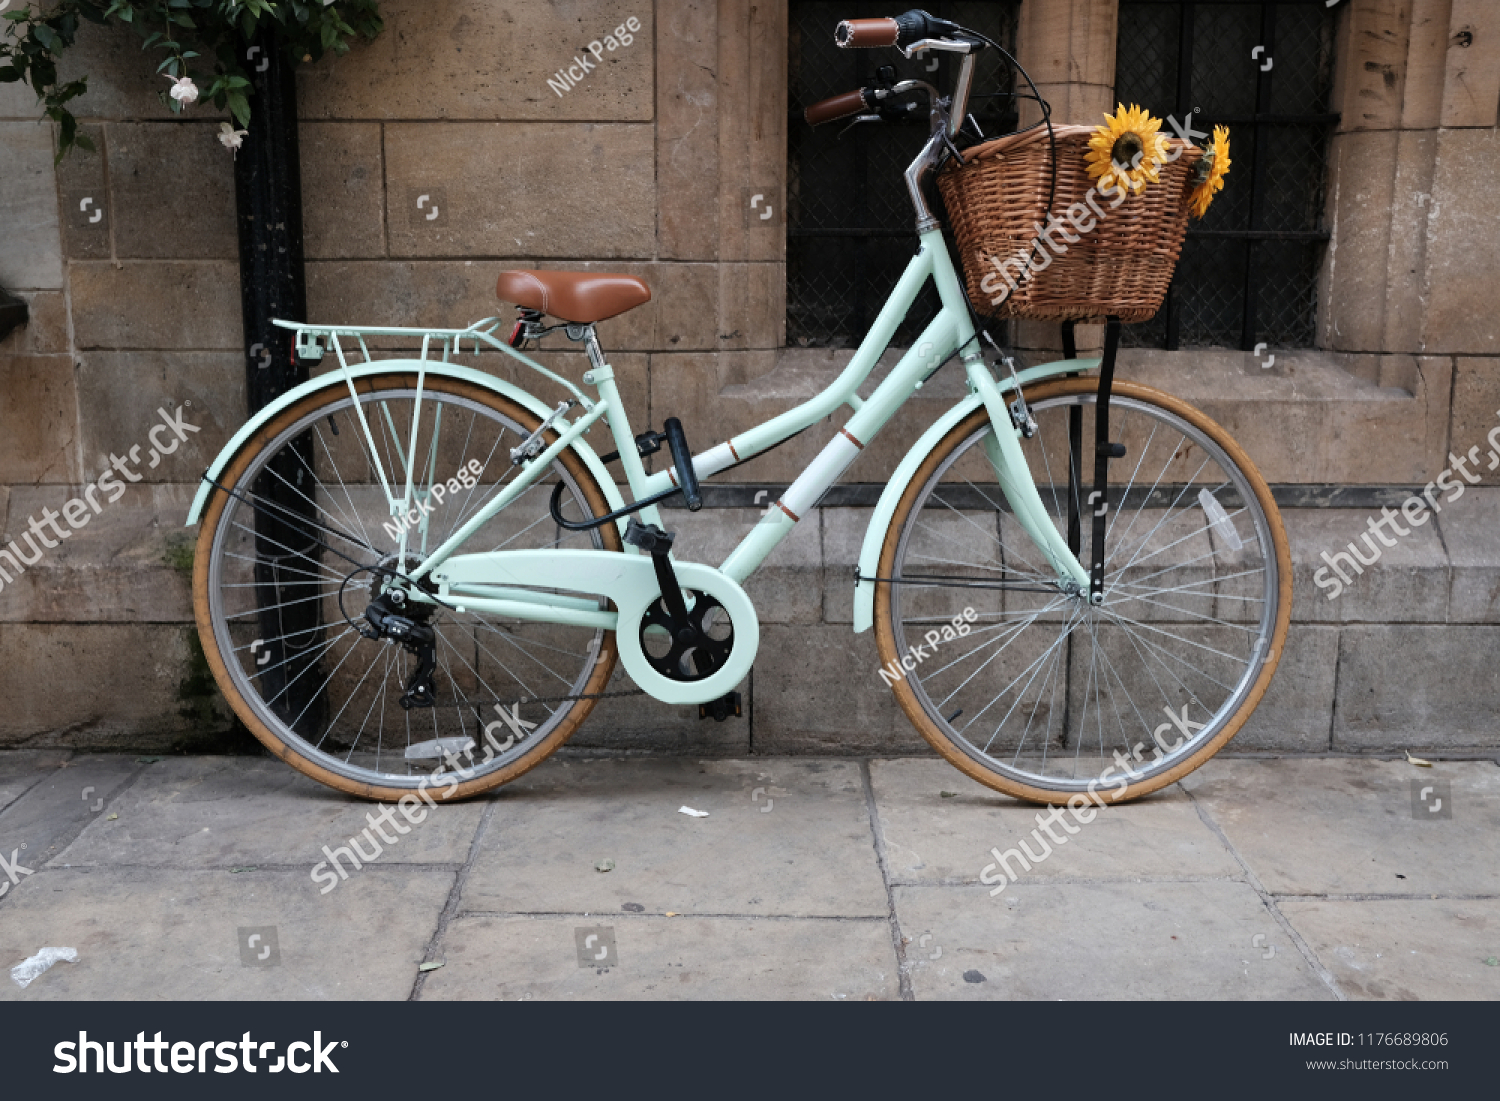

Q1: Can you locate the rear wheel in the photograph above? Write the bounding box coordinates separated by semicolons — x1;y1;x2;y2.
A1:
875;378;1291;804
193;373;622;802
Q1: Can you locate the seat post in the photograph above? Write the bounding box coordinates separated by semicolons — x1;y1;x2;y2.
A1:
580;325;608;373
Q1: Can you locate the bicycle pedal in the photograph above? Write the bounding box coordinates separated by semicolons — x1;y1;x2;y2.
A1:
623;517;675;555
698;691;743;722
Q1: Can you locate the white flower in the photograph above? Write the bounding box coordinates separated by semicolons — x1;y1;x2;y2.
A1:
218;122;248;156
165;74;199;105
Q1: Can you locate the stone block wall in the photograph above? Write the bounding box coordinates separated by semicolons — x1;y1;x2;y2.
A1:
0;0;1497;754
1321;0;1500;478
0;0;786;749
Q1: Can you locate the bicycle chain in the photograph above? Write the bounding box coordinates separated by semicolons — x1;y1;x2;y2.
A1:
440;686;646;713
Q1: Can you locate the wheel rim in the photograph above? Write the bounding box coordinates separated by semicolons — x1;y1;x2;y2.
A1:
203;384;611;789
890;389;1282;794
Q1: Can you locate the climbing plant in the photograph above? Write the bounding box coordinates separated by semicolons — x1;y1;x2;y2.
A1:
0;1;382;159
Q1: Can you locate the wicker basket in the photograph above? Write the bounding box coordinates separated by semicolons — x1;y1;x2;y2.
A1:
937;124;1202;323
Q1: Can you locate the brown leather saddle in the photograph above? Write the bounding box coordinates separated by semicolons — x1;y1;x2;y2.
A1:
495;270;650;324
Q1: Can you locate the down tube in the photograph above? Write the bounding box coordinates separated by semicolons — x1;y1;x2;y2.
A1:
719;310;960;585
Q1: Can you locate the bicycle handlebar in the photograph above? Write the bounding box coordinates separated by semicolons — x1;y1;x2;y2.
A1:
804;87;873;127
835;9;965;49
834;18;898;47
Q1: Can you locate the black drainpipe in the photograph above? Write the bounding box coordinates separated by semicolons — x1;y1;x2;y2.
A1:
232;26;324;734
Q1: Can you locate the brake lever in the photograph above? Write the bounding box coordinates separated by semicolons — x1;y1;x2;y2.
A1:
838;114;883;139
838;100;921;139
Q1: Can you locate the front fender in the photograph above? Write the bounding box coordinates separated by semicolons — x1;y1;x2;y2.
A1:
851;354;1101;632
852;393;985;633
184;361;627;526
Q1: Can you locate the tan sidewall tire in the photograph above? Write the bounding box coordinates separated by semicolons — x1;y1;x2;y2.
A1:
874;378;1292;805
192;374;621;803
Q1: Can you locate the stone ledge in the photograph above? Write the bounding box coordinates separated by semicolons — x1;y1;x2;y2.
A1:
654;345;1451;486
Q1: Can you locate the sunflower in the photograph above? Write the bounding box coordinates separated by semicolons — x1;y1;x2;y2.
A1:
1187;125;1231;218
1085;104;1170;195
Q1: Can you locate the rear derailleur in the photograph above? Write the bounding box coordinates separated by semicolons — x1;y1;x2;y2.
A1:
357;568;439;710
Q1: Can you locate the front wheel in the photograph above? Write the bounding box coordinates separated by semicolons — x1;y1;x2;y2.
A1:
875;378;1291;804
193;373;622;802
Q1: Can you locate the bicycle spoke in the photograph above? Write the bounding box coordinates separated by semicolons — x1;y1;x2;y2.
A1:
202;381;616;791
887;387;1285;795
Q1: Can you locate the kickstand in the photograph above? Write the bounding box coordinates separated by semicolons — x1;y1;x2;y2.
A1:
1088;316;1124;604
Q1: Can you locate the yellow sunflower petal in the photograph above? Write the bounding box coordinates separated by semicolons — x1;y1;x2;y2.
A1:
1186;125;1232;218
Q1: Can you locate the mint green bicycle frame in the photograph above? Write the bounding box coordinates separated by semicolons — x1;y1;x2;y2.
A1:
188;228;1101;704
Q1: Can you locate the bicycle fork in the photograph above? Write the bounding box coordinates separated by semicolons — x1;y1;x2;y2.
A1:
965;352;1093;597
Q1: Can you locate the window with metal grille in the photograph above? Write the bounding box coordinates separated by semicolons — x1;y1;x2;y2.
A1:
1115;1;1339;350
787;2;1019;348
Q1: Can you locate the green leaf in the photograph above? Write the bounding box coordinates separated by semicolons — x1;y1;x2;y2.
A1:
0;66;20;84
74;133;96;152
32;25;61;51
225;88;250;127
53;77;89;105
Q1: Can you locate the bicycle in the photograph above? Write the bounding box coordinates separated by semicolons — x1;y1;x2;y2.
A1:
187;9;1291;805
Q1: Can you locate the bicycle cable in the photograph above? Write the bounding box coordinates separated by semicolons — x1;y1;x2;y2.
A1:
950;27;1059;292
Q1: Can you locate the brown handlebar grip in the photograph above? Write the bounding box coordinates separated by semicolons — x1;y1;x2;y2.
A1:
804;88;872;126
835;18;899;48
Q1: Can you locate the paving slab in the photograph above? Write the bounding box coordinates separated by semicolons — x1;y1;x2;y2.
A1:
0;866;452;1000
1182;759;1500;896
461;758;888;917
895;882;1334;1000
0;750;71;814
1278;898;1500;1001
418;913;899;1001
0;754;142;867
54;756;485;870
869;759;1241;885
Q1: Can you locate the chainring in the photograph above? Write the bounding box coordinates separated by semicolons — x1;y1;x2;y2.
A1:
639;590;736;682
